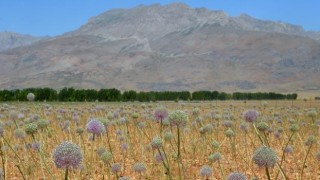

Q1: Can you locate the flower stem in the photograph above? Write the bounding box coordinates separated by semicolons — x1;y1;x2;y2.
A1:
65;167;69;180
177;127;182;180
266;167;271;180
301;145;312;179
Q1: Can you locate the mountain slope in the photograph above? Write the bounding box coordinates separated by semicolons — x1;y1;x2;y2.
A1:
0;3;319;92
0;31;45;52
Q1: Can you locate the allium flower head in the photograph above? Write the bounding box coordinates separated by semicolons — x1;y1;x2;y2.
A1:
37;119;50;129
14;129;26;139
132;113;140;119
289;124;299;132
111;163;122;173
9;111;18;121
284;145;294;154
86;118;105;135
154;107;168;122
274;131;281;139
243;110;259;123
256;121;269;132
122;143;128;151
211;141;221;149
192;108;201;116
200;165;213;178
228;172;248;180
133;162;147;173
27;93;35;101
53;141;83;169
25;123;38;135
164;131;174;141
225;128;235;138
151;136;163;149
253;146;278;168
155;151;166;163
240;122;249;132
97;147;107;157
101;151;113;163
307;110;318;118
76;127;84;135
223;120;234;128
208;152;222;163
32;142;41;151
305;135;317;146
169;110;188;128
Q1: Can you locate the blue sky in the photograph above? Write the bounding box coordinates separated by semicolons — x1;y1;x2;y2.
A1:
0;0;319;36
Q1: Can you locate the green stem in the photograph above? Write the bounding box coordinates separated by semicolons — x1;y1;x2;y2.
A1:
160;119;163;137
65;167;68;180
177;127;182;180
106;131;114;162
16;165;26;180
218;161;226;180
2;137;26;179
301;145;312;180
157;148;173;180
253;124;265;145
275;132;295;180
39;149;56;179
266;167;271;180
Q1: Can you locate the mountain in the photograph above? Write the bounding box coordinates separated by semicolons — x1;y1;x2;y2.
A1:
0;3;320;92
0;31;45;52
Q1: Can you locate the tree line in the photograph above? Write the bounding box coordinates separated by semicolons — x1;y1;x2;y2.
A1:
0;88;297;102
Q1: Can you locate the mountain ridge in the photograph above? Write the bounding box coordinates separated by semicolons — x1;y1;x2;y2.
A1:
0;3;319;92
0;31;46;52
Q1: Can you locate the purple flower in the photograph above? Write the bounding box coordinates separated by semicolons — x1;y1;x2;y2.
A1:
9;111;18;121
86;118;105;135
240;122;249;132
223;120;234;128
32;142;41;151
111;163;122;173
253;146;278;168
284;145;294;154
243;110;259;123
133;162;147;173
14;129;26;139
122;143;128;151
53;141;83;169
228;172;247;180
155;151;166;163
97;147;107;157
200;165;213;178
154;107;168;122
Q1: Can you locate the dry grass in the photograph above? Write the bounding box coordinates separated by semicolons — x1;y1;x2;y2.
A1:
0;100;319;179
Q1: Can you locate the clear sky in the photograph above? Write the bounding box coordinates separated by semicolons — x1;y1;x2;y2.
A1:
0;0;319;36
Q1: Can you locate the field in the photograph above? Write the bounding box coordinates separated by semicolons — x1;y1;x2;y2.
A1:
0;100;319;180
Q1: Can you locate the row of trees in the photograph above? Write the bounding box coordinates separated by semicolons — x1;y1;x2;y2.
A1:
0;88;298;102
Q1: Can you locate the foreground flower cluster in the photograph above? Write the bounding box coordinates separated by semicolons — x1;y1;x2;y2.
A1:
0;99;318;179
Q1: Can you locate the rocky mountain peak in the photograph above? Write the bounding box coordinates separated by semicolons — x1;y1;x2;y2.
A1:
0;3;319;91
